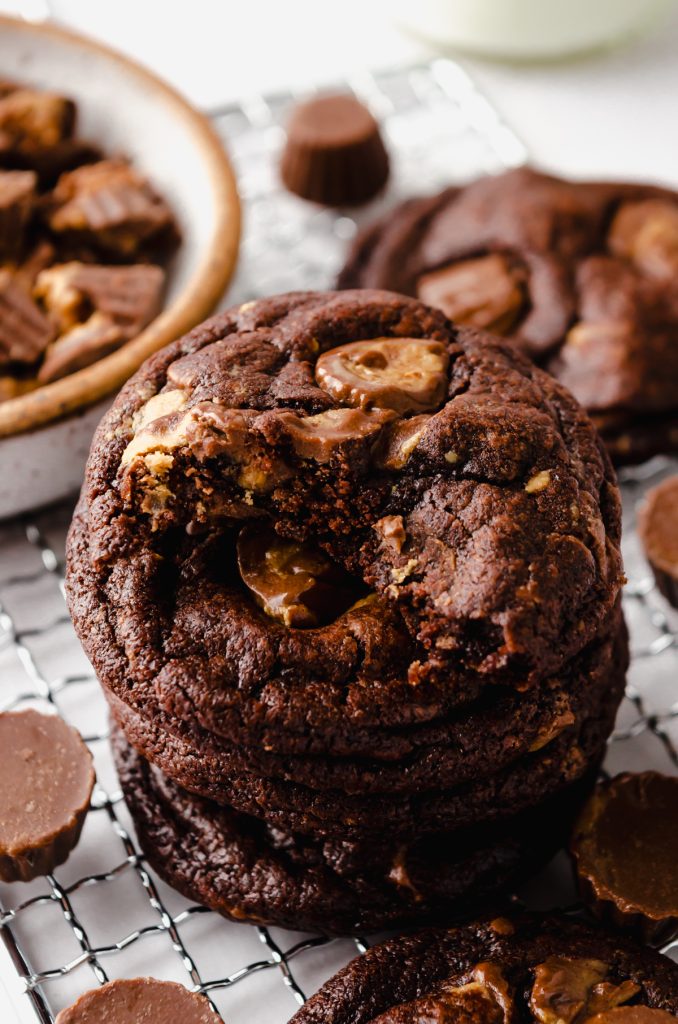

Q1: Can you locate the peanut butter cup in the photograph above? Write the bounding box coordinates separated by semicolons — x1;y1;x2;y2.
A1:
638;475;678;608
572;772;678;944
0;709;95;881
280;93;389;206
54;977;221;1024
0;270;56;370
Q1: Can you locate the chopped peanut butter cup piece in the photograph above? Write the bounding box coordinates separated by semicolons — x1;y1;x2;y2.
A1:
38;312;127;383
530;957;639;1024
54;977;221;1024
0;709;95;882
237;523;359;628
571;771;678;944
608;199;678;281
0;89;75;154
0;169;36;260
417;253;526;335
374;414;431;470
373;979;507;1024
12;239;55;292
316;337;449;414
0;269;56;369
35;261;165;334
48;158;179;259
35;262;165;382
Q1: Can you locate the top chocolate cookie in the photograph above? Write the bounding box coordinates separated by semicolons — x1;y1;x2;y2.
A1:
66;290;622;751
339;168;678;461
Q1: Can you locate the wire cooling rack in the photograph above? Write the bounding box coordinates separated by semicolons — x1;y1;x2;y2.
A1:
0;59;677;1024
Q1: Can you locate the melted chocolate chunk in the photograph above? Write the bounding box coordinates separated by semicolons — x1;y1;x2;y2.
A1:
237;523;359;627
417;254;526;335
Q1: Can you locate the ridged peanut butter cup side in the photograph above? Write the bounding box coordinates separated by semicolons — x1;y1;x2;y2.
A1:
280;93;389;206
571;771;678;945
0;709;95;882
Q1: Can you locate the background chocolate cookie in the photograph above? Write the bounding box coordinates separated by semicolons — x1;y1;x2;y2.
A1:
290;916;678;1023
339;168;678;462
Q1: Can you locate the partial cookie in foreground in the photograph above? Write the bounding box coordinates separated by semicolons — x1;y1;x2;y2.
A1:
572;772;678;945
0;709;94;881
289;916;678;1023
54;977;220;1024
280;93;389;206
638;475;678;608
338;168;678;462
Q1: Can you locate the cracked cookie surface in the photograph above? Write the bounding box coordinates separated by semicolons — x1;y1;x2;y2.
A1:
66;289;623;755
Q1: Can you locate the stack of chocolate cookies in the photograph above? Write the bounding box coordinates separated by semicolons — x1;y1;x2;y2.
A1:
66;290;626;934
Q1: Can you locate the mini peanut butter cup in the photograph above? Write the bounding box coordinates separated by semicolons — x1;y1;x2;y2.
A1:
571;771;678;944
55;977;221;1024
280;93;389;206
638;475;678;609
0;709;95;882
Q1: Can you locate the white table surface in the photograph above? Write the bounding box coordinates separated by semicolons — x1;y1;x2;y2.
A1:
9;0;678;186
1;2;678;1020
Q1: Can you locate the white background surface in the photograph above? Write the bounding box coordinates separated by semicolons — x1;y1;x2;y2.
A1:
14;0;678;186
1;2;678;1020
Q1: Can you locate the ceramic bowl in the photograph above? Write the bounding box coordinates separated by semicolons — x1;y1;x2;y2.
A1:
0;15;241;518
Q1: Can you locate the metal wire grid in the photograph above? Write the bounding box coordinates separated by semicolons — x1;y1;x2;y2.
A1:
0;58;676;1023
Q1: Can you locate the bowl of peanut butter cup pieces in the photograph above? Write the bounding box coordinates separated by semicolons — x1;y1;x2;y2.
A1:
0;15;240;517
3;14;678;1024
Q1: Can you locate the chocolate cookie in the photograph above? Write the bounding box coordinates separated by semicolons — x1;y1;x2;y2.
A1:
339;169;678;462
66;290;622;754
67;290;625;929
104;606;623;796
104;617;626;840
289;916;678;1023
111;728;592;934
